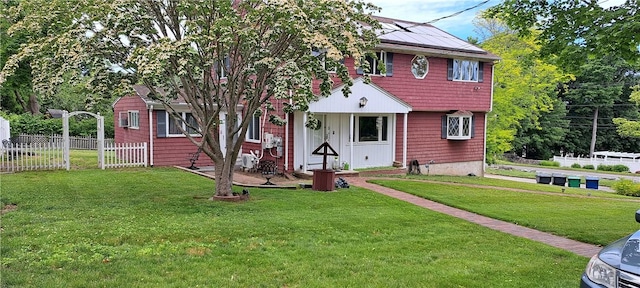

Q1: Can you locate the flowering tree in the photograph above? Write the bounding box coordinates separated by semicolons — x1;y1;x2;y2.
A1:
1;0;380;197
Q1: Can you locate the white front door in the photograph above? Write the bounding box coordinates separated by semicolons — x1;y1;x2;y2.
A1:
307;114;326;170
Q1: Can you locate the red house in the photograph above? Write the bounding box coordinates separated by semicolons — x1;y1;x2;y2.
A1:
112;16;499;176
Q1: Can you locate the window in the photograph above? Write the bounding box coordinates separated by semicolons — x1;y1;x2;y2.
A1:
447;59;483;82
215;55;231;79
356;51;393;76
118;110;139;129
356;116;388;142
166;112;200;136
411;55;429;79
246;113;261;143
312;48;343;73
442;112;474;140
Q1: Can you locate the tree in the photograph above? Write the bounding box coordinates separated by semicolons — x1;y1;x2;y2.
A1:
487;0;640;71
1;0;380;197
478;17;570;162
559;57;640;156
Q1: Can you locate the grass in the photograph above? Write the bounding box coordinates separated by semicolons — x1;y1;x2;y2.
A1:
370;178;640;246
487;167;619;188
1;168;588;287
388;173;623;199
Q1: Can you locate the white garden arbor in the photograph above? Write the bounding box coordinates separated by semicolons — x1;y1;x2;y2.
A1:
62;110;105;170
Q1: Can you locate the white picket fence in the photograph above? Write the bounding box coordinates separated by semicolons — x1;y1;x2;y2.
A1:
103;142;148;168
0;142;65;172
16;133;114;150
553;155;640;173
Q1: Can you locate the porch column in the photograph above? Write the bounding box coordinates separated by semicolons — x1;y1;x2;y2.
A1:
403;112;408;169
302;112;308;172
148;108;154;166
349;113;354;170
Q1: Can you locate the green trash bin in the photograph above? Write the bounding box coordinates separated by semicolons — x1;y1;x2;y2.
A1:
567;176;581;188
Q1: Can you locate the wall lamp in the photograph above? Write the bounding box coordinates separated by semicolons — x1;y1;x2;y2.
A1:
359;97;368;108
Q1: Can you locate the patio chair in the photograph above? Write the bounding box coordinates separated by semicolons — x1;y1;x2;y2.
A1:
260;160;277;185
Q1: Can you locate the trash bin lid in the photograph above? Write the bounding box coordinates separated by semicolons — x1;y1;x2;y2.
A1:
585;176;599;180
552;173;566;177
568;176;580;180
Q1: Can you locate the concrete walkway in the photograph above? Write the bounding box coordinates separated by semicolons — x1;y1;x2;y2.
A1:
348;177;602;258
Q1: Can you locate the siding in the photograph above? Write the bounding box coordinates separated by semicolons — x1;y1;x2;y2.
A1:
113;96;149;144
395;111;485;165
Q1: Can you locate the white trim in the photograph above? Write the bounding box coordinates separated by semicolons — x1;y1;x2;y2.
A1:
403;112;408;169
149;108;154;166
302;112;308;172
350;113;354;170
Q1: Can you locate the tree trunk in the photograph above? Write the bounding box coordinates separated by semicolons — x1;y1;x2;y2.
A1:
13;90;29;112
589;108;598;157
212;155;236;197
28;94;40;115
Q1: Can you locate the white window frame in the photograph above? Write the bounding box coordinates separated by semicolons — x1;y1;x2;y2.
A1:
354;115;389;143
411;55;429;79
446;114;472;140
246;113;261;143
452;59;479;82
312;48;338;73
166;111;200;137
362;50;387;76
119;110;139;129
216;55;230;79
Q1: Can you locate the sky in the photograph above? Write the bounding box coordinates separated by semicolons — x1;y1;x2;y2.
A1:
367;0;628;42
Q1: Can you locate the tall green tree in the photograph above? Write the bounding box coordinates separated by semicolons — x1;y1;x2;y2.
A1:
487;0;640;71
1;0;380;197
559;57;640;156
478;18;570;162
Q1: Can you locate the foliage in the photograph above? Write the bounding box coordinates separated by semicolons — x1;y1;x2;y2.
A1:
597;164;629;173
1;169;586;287
0;112;113;138
612;179;640;197
372;179;640;246
478;18;571;162
570;163;581;169
539;160;560;167
0;0;381;197
614;85;640;138
583;164;595;170
487;1;640;71
558;57;640;156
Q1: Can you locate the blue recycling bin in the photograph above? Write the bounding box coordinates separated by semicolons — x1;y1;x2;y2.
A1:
585;176;599;190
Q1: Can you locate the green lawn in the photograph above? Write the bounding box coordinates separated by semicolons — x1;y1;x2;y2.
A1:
1;168;587;287
370;178;640;246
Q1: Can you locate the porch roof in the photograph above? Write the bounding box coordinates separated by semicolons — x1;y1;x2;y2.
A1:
309;78;412;114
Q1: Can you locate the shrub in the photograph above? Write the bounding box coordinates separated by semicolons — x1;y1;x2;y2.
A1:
613;164;630;173
597;165;613;171
571;163;582;169
540;160;560;167
612;179;640;197
583;165;595;170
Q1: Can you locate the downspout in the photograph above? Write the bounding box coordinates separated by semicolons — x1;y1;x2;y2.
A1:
349;113;354;170
148;107;154;167
302;112;308;172
403;112;408;169
285;93;292;172
484;63;496;175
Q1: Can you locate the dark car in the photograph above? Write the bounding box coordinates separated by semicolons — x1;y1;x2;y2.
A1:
581;210;640;287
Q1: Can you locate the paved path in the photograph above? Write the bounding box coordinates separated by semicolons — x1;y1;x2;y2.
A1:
348;177;602;258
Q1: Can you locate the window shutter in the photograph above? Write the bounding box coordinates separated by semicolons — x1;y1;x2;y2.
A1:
441;115;448;139
157;111;167;138
385;52;394;76
447;59;453;80
224;56;231;71
471;115;476;138
478;62;484;83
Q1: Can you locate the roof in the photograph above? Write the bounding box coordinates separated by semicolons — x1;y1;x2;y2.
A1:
371;16;500;62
